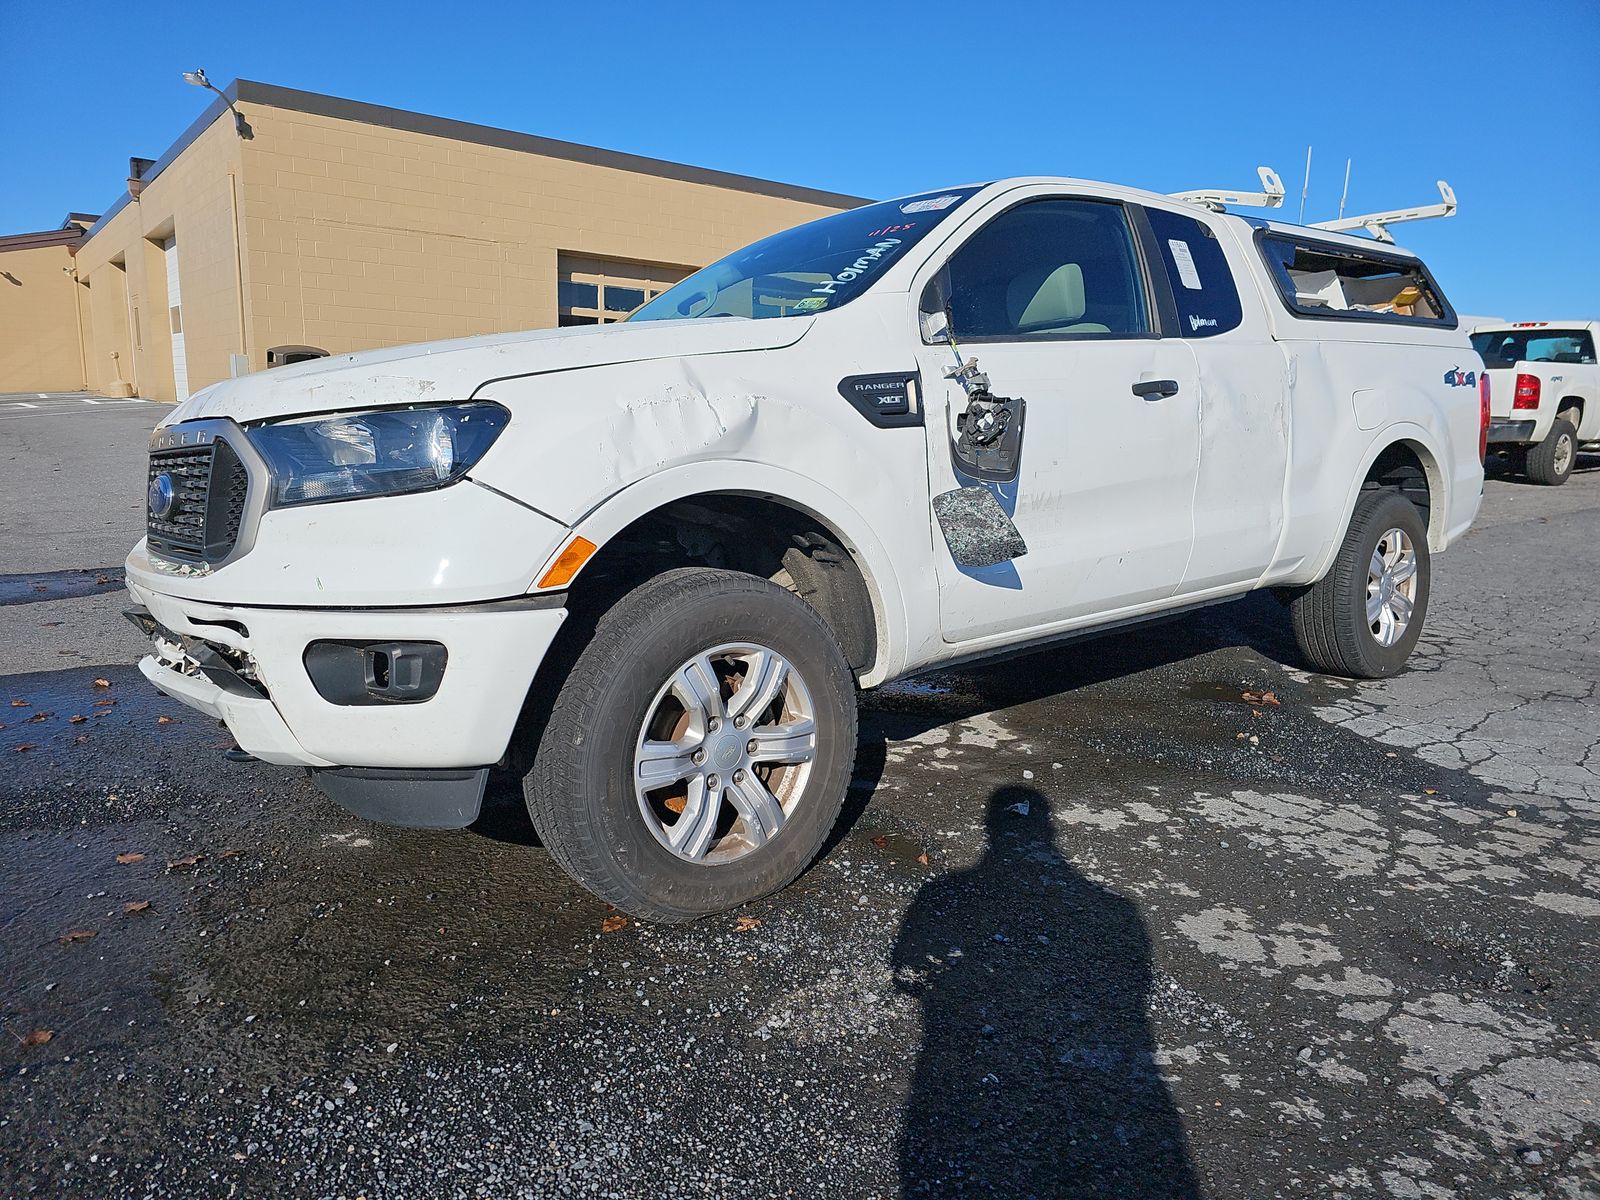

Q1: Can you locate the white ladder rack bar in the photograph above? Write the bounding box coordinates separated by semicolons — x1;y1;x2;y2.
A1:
1171;166;1286;213
1310;180;1457;243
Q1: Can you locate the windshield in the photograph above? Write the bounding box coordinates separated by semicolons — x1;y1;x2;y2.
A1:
629;187;980;322
1470;328;1596;368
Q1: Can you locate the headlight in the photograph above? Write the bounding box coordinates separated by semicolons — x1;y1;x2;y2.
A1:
247;402;509;507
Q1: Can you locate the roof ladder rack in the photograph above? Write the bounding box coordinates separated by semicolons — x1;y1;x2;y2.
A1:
1171;166;1286;213
1310;180;1457;243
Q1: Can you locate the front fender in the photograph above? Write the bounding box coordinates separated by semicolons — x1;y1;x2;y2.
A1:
530;459;911;687
470;354;932;687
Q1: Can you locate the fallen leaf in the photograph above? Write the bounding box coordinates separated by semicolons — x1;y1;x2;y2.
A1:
1241;690;1282;706
917;851;931;866
218;848;240;859
96;575;111;586
1423;788;1438;795
166;853;203;871
13;744;35;753
115;851;145;864
600;915;628;934
156;715;177;726
69;714;87;724
91;678;111;689
871;834;889;851
123;900;151;914
74;735;89;744
663;794;686;815
59;928;97;944
9;699;28;708
93;698;116;708
733;915;762;933
21;1029;53;1048
26;712;50;723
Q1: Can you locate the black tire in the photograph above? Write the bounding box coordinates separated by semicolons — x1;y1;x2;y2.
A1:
525;567;857;922
1525;417;1576;486
1290;490;1430;679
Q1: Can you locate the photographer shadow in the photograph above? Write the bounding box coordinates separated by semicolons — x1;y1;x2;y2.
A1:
893;786;1202;1198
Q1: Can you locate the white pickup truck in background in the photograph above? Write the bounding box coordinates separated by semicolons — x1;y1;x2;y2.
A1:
1472;321;1598;485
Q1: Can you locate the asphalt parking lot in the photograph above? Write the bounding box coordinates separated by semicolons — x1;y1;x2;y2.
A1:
2;398;1597;1199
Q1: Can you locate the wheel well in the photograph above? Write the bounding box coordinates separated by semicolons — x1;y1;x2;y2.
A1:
1361;441;1436;545
566;494;879;676
1557;396;1584;422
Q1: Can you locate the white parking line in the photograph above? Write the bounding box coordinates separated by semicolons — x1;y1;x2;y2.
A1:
0;400;156;422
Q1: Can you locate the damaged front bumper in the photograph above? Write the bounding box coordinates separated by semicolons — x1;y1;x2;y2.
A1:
124;581;568;777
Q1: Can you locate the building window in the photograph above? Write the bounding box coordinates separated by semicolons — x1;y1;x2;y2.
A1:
267;345;329;367
558;254;692;326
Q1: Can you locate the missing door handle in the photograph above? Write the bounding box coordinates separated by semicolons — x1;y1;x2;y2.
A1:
1132;379;1180;400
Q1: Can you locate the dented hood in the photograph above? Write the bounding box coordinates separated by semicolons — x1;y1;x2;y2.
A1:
163;317;814;426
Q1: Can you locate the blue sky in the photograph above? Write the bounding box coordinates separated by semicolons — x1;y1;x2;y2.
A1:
3;0;1595;316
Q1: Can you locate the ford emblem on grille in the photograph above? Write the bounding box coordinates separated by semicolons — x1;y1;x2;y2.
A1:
148;472;176;519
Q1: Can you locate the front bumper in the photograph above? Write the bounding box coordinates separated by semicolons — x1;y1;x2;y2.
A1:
127;580;566;770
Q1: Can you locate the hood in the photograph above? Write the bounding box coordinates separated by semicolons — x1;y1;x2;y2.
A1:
164;316;814;426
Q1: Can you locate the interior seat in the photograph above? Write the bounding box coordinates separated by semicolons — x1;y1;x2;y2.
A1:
1007;263;1111;334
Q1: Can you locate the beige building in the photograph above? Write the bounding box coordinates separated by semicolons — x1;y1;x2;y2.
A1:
0;80;865;401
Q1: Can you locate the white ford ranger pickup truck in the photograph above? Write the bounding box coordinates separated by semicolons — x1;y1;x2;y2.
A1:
126;178;1486;920
1471;320;1597;485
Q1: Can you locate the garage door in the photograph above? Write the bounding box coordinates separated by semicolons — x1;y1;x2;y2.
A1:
163;236;189;401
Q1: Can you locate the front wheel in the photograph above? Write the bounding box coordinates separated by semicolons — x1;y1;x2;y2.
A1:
1289;490;1430;678
1525;417;1576;486
525;568;858;921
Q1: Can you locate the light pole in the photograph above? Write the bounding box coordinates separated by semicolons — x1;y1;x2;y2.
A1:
182;68;250;138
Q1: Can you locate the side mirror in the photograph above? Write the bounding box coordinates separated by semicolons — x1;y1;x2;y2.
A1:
919;273;950;343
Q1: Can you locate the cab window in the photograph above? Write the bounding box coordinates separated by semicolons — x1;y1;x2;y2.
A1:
1470;328;1596;367
935;199;1149;340
1144;206;1243;337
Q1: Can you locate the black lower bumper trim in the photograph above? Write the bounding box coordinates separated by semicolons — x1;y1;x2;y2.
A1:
309;766;488;829
1487;419;1536;444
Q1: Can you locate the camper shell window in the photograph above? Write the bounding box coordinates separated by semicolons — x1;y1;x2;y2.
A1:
1255;232;1456;328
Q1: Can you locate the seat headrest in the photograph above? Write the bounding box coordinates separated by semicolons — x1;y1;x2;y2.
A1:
1008;262;1087;330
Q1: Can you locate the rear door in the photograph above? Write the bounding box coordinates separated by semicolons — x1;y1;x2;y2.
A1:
1141;204;1289;595
912;192;1202;643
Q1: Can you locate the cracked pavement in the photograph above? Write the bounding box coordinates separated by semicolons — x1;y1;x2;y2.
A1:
1;406;1596;1198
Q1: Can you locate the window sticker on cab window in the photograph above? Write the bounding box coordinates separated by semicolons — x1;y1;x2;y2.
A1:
1168;240;1203;290
901;194;961;214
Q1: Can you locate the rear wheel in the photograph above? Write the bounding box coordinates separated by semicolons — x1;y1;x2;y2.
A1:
1290;490;1430;678
525;567;857;921
1525;417;1576;486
